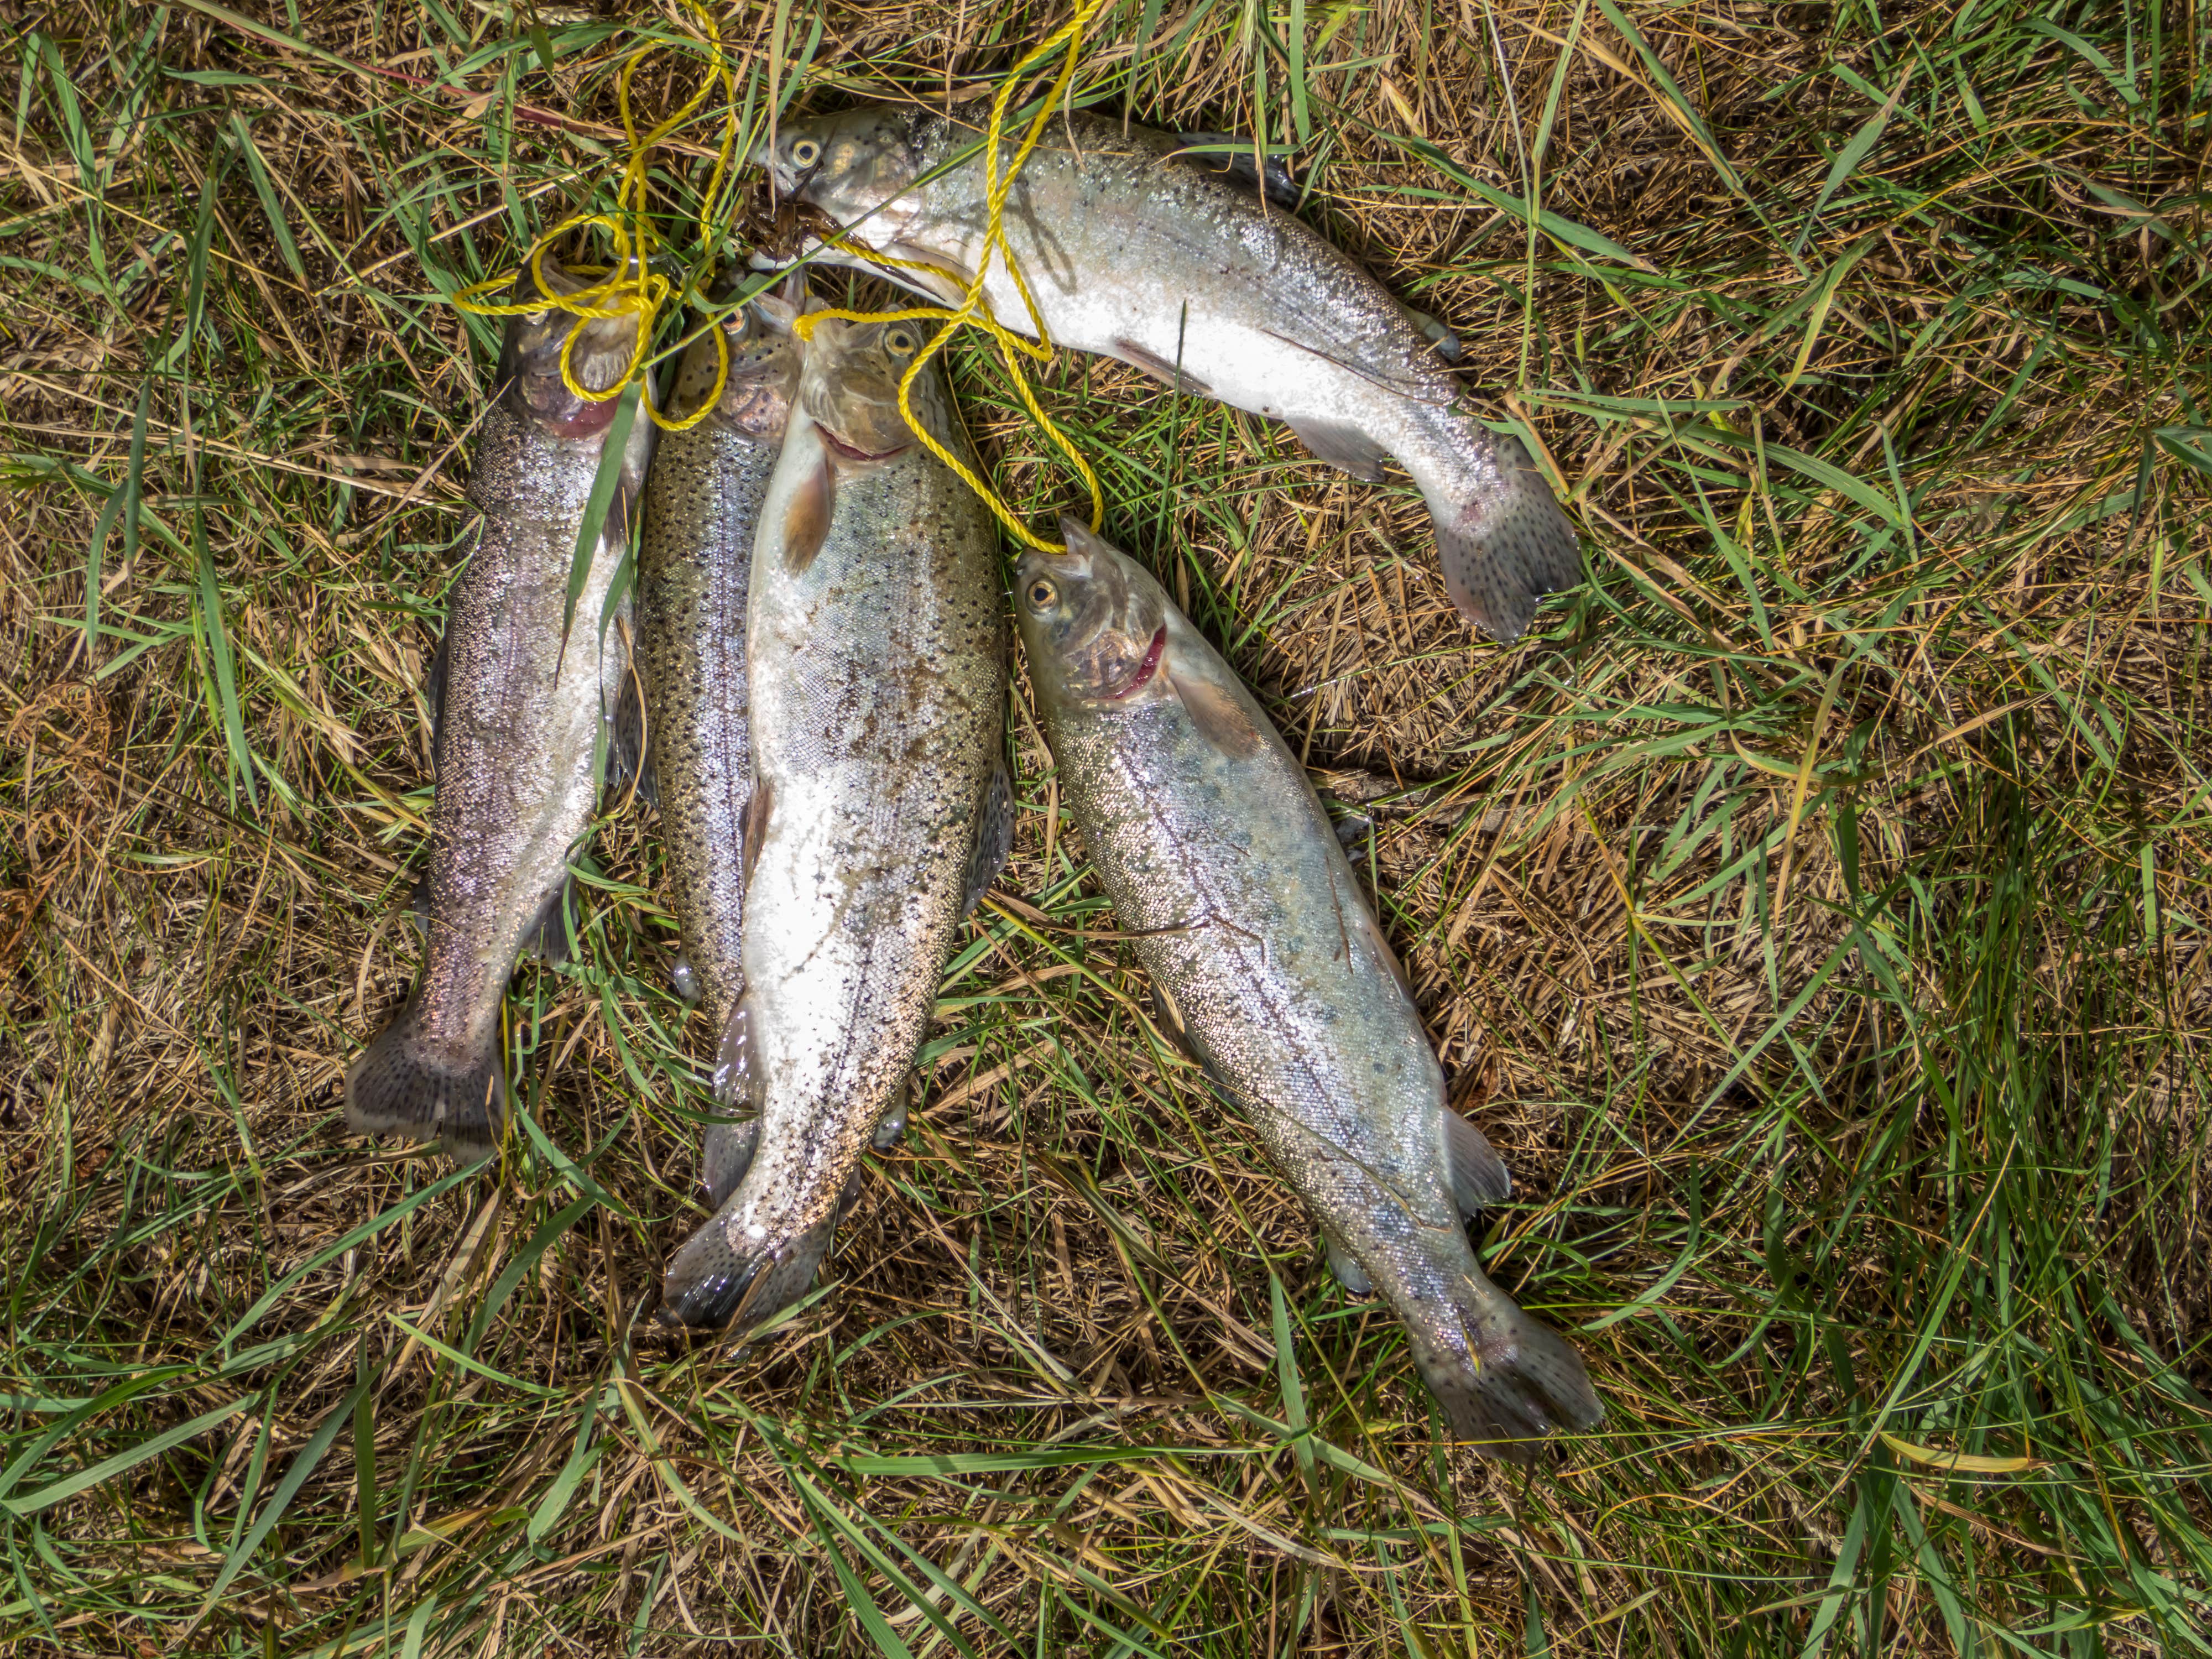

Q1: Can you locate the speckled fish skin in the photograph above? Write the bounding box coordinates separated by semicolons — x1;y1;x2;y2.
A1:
636;296;804;1130
1014;519;1603;1458
757;105;1579;640
658;315;1007;1331
345;258;655;1161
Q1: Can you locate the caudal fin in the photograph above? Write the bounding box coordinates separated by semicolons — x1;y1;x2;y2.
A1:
1421;431;1582;642
658;1204;833;1331
1412;1270;1604;1463
344;1003;505;1162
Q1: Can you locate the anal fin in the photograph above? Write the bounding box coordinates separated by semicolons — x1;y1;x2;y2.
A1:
701;1116;759;1209
519;876;577;967
961;760;1014;918
1326;1237;1373;1296
1447;1109;1512;1214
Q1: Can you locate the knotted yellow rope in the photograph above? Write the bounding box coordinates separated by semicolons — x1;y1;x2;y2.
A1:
448;0;740;434
791;0;1114;553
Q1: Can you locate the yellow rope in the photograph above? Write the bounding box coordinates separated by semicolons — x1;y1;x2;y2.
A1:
792;0;1114;554
449;0;740;434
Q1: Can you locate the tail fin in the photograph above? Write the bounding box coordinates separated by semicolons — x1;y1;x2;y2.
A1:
1412;1269;1604;1463
1420;431;1582;642
344;1003;505;1162
657;1205;833;1331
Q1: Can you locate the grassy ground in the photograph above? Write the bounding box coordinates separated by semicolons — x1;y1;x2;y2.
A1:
3;0;2209;1652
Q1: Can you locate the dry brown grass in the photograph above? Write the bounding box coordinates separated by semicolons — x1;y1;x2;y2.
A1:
3;1;2208;1653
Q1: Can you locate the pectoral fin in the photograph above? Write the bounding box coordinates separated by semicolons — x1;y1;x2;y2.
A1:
1167;665;1266;759
1286;418;1388;482
782;455;834;574
1113;338;1211;395
739;777;772;895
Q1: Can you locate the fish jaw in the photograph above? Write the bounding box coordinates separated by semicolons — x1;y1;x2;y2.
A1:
758;105;924;222
492;255;654;439
664;299;805;438
1014;519;1177;718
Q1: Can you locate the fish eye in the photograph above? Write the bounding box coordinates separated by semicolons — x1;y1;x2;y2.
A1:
883;326;916;355
1025;577;1058;611
790;137;821;166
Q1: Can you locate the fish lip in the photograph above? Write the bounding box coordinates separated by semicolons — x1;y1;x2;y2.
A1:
1103;625;1167;700
818;424;909;464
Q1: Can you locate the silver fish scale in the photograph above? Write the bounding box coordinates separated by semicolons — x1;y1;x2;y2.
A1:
417;403;634;1056
1019;531;1603;1453
658;333;1005;1328
1046;688;1463;1276
637;399;778;1028
914;111;1438;395
779;104;1582;638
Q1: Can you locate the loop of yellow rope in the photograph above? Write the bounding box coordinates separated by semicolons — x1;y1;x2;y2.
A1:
794;0;1115;554
449;0;740;434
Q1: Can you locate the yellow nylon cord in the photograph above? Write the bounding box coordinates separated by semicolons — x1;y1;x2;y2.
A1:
449;1;740;433
791;0;1115;554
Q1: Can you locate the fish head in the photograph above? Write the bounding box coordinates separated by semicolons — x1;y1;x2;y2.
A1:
1016;518;1174;713
799;314;950;462
494;254;648;440
666;285;807;439
754;107;921;224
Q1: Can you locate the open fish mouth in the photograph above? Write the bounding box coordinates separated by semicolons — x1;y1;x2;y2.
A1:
1103;625;1167;699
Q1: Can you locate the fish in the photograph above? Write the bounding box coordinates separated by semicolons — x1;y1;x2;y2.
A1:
635;288;807;1206
345;257;656;1160
757;105;1578;640
657;312;1011;1330
1013;517;1603;1458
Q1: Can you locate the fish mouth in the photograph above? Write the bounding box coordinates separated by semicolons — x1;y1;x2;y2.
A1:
819;425;910;464
1103;625;1168;699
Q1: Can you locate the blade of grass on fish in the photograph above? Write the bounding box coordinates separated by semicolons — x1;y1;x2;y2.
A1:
556;380;641;682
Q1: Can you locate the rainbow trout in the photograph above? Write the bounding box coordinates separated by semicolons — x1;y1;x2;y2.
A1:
346;259;655;1159
1014;519;1603;1457
658;315;1010;1329
757;106;1579;639
635;290;806;1205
